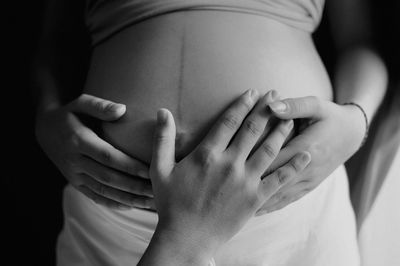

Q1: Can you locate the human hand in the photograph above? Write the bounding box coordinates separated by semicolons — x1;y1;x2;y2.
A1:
256;96;365;215
149;90;312;259
35;94;154;210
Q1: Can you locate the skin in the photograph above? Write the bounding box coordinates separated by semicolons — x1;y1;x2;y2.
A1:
35;94;155;210
33;0;387;261
258;96;367;214
138;90;311;265
256;0;388;213
33;0;157;209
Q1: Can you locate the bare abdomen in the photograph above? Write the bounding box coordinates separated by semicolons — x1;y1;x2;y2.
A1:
84;10;332;164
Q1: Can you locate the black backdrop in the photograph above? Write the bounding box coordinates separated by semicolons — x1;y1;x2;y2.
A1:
4;1;398;265
5;1;66;265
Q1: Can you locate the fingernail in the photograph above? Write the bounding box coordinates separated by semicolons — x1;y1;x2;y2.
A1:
270;101;287;113
301;152;311;164
286;120;294;130
157;109;168;124
248;89;258;101
269;90;278;101
107;103;126;114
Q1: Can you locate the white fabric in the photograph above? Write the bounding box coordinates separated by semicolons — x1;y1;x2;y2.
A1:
349;91;400;266
358;142;400;266
57;165;359;266
85;0;325;46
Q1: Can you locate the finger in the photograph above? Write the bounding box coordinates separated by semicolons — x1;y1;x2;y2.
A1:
79;156;153;197
267;128;317;175
228;90;277;159
201;89;259;152
76;184;131;210
268;96;325;120
69;94;126;121
257;152;311;203
256;184;311;216
247;119;294;176
79;174;155;209
151;109;176;178
76;128;150;179
257;189;311;215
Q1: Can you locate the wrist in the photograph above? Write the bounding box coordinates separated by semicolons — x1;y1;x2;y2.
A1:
36;99;62;117
35;96;66;124
34;85;64;114
150;224;217;264
342;102;369;147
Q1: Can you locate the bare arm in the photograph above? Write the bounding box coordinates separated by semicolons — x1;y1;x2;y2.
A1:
328;0;388;121
257;0;388;214
33;0;154;211
31;0;89;114
139;91;311;265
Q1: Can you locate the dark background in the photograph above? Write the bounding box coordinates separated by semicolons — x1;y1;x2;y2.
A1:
4;1;399;265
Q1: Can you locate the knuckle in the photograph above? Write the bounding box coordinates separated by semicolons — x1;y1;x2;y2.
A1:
222;114;240;131
260;143;277;158
99;149;112;164
291;157;305;172
276;168;290;186
154;131;170;144
70;130;85;148
194;147;218;168
222;162;241;178
93;99;107;112
244;119;262;136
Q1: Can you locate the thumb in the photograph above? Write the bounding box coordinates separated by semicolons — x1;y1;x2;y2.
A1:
69;94;126;121
268;96;325;120
151;108;176;178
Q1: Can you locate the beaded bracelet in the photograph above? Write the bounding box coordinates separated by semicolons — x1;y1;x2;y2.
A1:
343;102;369;147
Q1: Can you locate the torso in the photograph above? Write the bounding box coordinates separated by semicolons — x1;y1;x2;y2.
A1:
61;10;361;266
84;11;332;164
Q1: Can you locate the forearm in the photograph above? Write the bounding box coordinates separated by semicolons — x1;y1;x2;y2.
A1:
30;0;89;116
334;47;388;123
138;226;214;266
31;49;63;115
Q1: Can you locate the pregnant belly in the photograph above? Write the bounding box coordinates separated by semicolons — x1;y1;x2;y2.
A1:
84;11;332;164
